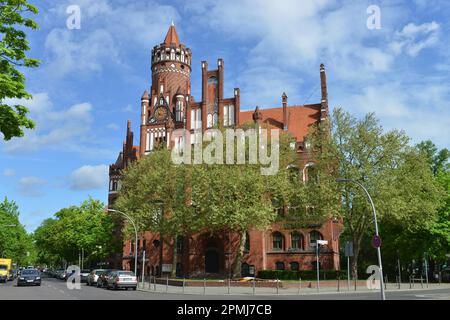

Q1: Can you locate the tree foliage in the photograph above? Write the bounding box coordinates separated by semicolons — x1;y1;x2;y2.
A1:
0;197;34;265
33;198;117;267
0;0;40;140
308;108;444;278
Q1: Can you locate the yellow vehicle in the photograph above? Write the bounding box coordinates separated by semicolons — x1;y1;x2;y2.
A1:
0;258;12;283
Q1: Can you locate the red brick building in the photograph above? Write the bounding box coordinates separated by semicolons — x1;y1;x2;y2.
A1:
108;24;343;277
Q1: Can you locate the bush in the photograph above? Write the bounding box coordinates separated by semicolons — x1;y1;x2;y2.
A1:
257;269;346;280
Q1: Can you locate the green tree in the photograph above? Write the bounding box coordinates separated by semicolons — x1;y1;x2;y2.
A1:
308;108;443;279
0;0;40;140
33;198;117;268
0;197;34;265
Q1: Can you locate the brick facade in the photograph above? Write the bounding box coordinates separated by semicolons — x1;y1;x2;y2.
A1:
108;24;343;277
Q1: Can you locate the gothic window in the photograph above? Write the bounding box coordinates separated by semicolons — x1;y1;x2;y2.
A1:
213;113;218;126
223;105;235;126
309;231;323;245
181;51;185;62
191;109;201;130
272;232;283;251
176;100;184;122
291;232;303;250
207;114;213;128
244;233;250;252
170;49;175;60
176;237;184;254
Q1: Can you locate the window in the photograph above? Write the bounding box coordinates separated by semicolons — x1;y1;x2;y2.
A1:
241;263;250;277
275;262;285;271
191;109;202;130
272;199;284;217
244;233;250;252
290;262;300;271
223;105;235;126
176;100;184;122
272;232;283;251
304;163;318;183
207;114;213;128
309;231;323;245
176;237;184;254
291;232;303;250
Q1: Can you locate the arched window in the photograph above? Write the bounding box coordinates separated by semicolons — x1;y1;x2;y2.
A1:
272;232;283;251
309;231;323;245
170;49;175;60
275;261;285;271
176;100;184;122
304;163;318;183
291;232;303;250
207;114;213;128
290;262;300;271
244;233;250;252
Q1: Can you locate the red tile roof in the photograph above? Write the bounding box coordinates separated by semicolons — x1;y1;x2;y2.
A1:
239;104;321;141
164;24;180;46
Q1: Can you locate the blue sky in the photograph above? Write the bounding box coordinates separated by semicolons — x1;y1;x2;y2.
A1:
0;0;449;232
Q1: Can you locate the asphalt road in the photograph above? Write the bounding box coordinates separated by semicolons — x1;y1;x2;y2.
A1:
0;275;449;300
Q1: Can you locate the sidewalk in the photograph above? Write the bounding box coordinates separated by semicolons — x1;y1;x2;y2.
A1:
137;280;450;296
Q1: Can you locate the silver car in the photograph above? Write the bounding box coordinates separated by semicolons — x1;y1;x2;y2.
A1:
86;269;105;286
106;271;137;290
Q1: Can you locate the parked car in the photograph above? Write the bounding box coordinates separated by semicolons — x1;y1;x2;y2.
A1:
106;271;137;290
80;269;90;283
17;269;41;286
87;269;105;286
55;269;66;280
97;269;115;288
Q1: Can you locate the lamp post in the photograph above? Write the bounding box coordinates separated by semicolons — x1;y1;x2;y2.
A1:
336;178;386;300
107;209;138;276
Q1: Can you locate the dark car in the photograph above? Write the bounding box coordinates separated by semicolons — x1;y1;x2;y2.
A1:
97;269;115;288
17;269;41;287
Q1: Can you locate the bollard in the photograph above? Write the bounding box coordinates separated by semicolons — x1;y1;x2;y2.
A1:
182;278;185;294
337;276;340;292
409;276;412;289
298;277;301;295
420;276;423;288
384;274;387;291
252;278;256;296
276;278;279;295
227;277;230;295
203;278;206;295
166;275;169;292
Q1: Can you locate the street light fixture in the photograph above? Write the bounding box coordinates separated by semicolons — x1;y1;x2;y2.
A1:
336;178;386;300
107;209;138;276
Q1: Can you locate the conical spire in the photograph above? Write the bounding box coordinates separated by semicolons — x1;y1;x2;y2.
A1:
164;23;180;46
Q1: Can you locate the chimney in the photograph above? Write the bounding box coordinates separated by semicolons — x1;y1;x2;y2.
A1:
282;92;288;131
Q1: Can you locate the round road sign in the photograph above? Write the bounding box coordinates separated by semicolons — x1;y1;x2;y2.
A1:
372;235;382;248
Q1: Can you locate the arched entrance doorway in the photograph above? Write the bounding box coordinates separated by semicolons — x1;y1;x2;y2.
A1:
205;249;220;273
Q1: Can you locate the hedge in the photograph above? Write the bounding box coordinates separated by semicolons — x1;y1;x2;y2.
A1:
257;269;347;280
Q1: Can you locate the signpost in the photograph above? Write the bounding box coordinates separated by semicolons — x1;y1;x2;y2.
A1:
345;241;353;291
315;240;328;292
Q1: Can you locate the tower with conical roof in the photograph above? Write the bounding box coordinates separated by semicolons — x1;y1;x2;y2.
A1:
140;23;193;156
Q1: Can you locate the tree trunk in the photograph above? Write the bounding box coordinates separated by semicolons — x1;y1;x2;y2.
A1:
171;235;178;278
232;231;246;279
351;239;362;281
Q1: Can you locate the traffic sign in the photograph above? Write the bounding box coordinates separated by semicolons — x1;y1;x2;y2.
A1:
372;235;382;248
345;241;353;257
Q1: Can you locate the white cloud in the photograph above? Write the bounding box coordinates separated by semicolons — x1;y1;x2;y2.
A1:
390;21;440;57
69;164;109;190
107;123;119;131
43;0;180;78
2;169;16;177
17;177;47;197
0;93;113;157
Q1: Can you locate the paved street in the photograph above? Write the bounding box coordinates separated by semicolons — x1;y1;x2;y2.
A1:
0;275;449;300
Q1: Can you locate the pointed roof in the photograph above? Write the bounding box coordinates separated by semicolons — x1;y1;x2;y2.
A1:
164;23;180;46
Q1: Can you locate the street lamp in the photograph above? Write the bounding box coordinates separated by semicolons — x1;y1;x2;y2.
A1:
107;209;138;276
336;178;386;300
